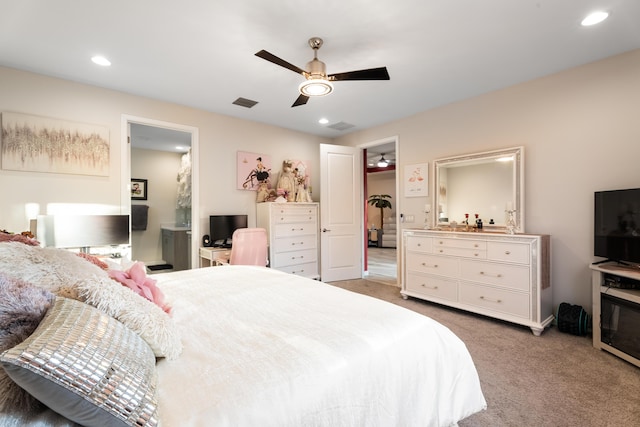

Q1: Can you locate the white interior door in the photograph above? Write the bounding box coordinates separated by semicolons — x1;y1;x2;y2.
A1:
320;143;363;281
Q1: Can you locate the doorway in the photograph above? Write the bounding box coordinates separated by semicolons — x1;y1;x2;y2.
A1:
361;137;399;286
122;115;199;269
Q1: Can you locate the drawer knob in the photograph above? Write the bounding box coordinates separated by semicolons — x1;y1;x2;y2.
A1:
480;296;502;303
417;243;421;247
421;284;438;290
439;249;444;253
505;251;511;255
291;242;304;246
474;244;479;248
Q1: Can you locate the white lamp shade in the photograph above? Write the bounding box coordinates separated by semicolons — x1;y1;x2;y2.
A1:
299;79;333;96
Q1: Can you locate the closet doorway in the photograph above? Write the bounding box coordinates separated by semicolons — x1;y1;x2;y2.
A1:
123;116;199;270
363;138;398;286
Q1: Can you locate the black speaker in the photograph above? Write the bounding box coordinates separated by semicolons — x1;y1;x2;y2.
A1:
202;234;211;247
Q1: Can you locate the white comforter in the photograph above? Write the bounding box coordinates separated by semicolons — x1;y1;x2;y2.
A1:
153;266;486;426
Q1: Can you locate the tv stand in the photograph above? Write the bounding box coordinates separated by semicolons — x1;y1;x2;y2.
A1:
590;262;640;368
592;259;635;267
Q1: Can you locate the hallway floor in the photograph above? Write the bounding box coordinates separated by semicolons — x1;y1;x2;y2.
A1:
366;246;398;286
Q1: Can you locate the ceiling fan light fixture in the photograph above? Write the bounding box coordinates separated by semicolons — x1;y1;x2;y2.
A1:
377;155;389;168
299;78;333;97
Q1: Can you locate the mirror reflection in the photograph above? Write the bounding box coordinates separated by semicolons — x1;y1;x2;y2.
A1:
433;147;524;232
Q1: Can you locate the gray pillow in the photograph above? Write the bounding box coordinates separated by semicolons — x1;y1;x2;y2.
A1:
0;297;159;427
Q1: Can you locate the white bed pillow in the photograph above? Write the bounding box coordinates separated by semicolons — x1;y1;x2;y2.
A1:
0;297;159;427
0;242;182;359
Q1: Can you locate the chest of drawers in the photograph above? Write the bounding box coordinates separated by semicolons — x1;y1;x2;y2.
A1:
402;229;552;335
257;202;319;279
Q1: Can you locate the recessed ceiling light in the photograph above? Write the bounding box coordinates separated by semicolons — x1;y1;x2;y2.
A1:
91;55;111;66
318;118;329;125
581;11;609;26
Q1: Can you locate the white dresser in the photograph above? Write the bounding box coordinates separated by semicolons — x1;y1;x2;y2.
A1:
402;229;552;335
257;202;319;279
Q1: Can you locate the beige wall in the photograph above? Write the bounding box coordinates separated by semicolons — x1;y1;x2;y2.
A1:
0;66;330;250
336;48;640;311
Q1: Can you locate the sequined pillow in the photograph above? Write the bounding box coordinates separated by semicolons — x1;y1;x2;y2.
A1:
0;297;159;427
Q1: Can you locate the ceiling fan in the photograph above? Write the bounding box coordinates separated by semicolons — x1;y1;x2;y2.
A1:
255;37;390;107
377;154;390;167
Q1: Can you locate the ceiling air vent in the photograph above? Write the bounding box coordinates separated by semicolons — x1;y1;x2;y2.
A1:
232;97;258;108
327;121;355;131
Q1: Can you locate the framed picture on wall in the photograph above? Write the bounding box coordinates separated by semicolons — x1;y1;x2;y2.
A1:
404;163;428;197
131;178;148;200
1;112;110;176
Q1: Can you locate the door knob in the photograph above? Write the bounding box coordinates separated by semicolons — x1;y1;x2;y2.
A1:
322;228;331;232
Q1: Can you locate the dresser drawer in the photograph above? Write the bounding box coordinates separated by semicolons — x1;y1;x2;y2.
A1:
487;242;530;264
406;235;432;253
274;234;317;252
433;238;486;251
406;254;459;277
406;272;457;302
275;223;317;237
277;261;318;277
273;248;317;267
272;206;317;224
272;205;317;216
459;282;530;318
433;245;486;259
460;259;530;291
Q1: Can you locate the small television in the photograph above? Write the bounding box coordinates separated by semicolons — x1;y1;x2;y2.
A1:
594;188;640;265
209;214;248;248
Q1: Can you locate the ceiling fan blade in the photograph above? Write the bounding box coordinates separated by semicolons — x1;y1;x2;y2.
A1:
329;67;390;81
291;94;309;107
255;50;306;75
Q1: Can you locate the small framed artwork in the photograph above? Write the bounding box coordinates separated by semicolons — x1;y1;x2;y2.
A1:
404;163;428;197
131;178;148;200
237;151;272;190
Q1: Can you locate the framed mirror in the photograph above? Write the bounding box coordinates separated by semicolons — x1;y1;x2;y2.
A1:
433;146;524;233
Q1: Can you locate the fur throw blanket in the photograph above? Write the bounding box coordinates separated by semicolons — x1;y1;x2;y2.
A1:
0;273;54;412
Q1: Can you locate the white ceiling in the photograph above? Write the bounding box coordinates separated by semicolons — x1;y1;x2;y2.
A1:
1;1;639;140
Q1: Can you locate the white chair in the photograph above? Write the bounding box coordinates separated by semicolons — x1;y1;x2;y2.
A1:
227;228;269;267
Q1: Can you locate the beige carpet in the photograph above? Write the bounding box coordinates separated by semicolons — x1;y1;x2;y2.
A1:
328;279;640;427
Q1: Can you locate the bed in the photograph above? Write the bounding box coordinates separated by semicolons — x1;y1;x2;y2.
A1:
0;238;486;427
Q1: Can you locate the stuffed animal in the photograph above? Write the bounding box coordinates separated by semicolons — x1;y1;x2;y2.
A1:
277;160;297;202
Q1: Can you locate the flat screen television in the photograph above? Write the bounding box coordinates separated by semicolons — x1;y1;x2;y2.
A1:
594;188;640;265
209;214;248;247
